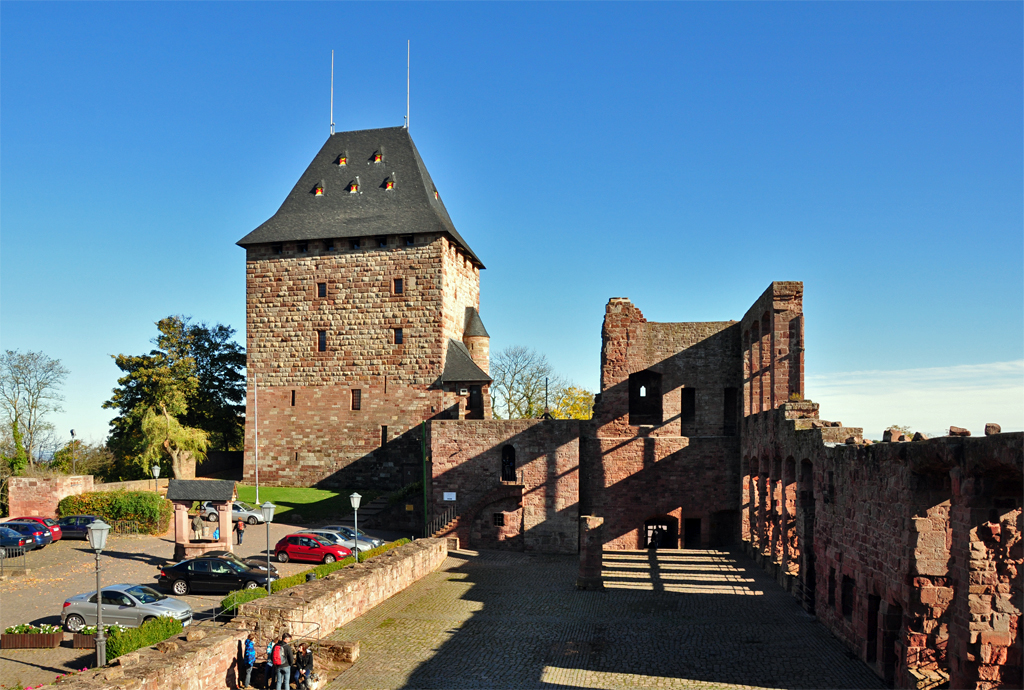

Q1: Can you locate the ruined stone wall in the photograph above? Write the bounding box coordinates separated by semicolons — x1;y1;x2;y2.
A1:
244;234;482;488
7;475;94;518
742;402;1022;689
428;419;580;553
739;281;803;416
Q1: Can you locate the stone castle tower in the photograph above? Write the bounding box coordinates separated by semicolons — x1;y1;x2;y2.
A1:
238;126;491;488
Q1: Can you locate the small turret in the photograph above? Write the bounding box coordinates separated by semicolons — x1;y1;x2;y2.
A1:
463;307;490;375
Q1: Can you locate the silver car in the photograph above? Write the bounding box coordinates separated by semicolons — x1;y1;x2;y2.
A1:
318;525;384;551
201;500;265;524
60;583;192;632
298;529;364;553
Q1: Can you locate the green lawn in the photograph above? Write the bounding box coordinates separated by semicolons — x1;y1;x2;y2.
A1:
235;485;382;522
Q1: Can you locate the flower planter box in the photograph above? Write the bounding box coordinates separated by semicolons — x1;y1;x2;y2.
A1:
1;632;63;648
72;633;96;649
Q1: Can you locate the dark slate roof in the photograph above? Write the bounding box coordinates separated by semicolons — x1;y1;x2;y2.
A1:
440;339;491;383
464;307;489;338
166;479;235;502
237;126;483;266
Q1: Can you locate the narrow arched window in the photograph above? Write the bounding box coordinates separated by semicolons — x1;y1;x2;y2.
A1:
501;445;516;482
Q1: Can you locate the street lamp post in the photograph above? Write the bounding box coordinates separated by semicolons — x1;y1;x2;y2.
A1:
260;502;275;594
70;430;76;475
349;493;361;563
87;520;111;668
152;464;161;493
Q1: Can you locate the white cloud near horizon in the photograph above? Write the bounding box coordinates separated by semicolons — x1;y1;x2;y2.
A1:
805;360;1024;439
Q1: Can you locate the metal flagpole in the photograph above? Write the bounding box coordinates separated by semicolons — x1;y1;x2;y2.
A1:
254;374;260;504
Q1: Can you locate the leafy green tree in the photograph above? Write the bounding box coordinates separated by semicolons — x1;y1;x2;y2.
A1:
550;385;595;420
51;439;116;479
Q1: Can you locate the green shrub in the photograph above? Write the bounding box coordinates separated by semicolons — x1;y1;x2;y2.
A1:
221;587;268;613
57;490;172;535
105;615;182;660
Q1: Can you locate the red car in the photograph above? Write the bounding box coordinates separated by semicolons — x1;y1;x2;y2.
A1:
10;517;62;541
274;534;352;564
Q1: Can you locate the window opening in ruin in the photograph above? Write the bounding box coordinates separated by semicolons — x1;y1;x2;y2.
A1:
493;513;505;527
272;244;283;255
828;567;836;606
380;425;388;446
882;603;902;684
377;236;388;247
317;330;327;352
866;594;880;662
723;387;738;436
644;517;677;549
291;390;296;407
468;385;484;420
684;518;702;549
317;282;327;298
501;445;516;482
394;278;404;294
403;235;414;246
351;389;361;411
394;328;403;345
298;242;308;253
841;575;854;620
681;388;696;433
350;239;361;250
325;239;335;251
628;370;662;426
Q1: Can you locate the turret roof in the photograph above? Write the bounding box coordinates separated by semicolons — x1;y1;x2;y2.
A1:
237;126;482;266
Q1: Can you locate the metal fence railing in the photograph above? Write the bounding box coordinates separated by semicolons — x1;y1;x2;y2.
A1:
0;545;29;575
425;504;456;538
110;520;146;536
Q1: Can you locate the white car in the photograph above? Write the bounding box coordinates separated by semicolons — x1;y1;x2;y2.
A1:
313;526;383;552
200;501;265;525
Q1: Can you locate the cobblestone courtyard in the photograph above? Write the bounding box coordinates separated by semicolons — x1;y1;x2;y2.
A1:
327;548;885;690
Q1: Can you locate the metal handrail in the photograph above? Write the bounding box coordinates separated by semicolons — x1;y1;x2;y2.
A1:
425;503;456;538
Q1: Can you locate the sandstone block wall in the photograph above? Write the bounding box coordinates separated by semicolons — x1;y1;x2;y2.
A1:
740;281;803;416
8;475;94;518
428;420;581;553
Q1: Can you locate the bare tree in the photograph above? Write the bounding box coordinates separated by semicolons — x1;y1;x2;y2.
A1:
491;346;566;419
0;350;69;466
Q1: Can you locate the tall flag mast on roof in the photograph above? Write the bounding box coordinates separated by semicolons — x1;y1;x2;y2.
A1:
405;40;410;130
330;50;335;136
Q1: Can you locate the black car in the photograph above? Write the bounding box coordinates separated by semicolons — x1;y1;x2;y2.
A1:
157;557;275;595
55;515;100;539
204;550;279;576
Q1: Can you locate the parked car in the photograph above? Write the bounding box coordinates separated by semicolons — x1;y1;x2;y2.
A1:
299;529;369;553
274;534;351;564
61;583;192;632
157;557;276;595
9;516;63;541
3;521;53;549
55;515;100;539
0;526;35;557
199;501;265;524
319;524;384;550
204;549;279;576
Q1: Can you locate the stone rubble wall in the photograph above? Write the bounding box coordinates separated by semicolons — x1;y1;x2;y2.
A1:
7;476;174;520
50;538;448;690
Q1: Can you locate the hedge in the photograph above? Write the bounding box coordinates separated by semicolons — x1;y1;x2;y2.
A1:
105;615;182;660
220;538;412;613
57;490;172;535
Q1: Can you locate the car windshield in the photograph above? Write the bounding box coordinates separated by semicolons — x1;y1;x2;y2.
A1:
226;560;249;573
125;585;166;603
43;519;57;526
236;502;255;511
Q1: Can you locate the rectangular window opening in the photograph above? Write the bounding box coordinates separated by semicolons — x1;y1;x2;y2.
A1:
317;330;327;352
681;388;696;432
317;282;327;298
493;513;505;527
381;425;388;446
325;239;335;251
298;242;308;253
867;594;881;662
350;239;361;250
290;390;296;407
377;236;388;248
628;370;663;426
272;243;283;255
393;278;404;294
841;575;854;621
724;387;738;436
403;235;414;246
828;567;836;606
394;328;404;345
351;389;361;411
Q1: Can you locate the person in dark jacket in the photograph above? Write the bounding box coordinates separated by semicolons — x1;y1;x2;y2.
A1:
292;642;314;689
274;633;295;690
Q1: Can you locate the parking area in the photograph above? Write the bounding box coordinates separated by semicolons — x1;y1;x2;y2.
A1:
0;521;400;688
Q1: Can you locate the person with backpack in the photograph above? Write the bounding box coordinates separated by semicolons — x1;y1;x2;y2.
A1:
273;632;295;690
235;518;246;545
264;636;277;689
240;633;256;688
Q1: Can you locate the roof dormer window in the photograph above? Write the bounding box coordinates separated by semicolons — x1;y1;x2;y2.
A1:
384;173;396;191
336;153;348;166
314;181;324;197
372;147;384;163
433;190;439;200
348;177;360;194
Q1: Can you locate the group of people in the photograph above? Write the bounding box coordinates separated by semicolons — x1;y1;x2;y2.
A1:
189;510;247;544
240;632;316;690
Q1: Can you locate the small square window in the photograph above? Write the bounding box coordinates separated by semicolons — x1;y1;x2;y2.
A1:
403;235;414;246
377;236;388;248
325;239;335;251
493;513;505;527
317;282;327;298
394;328;403;345
351;389;361;411
298;242;308;253
272;244;283;255
317;330;327;352
393;278;404;295
350;239;361;250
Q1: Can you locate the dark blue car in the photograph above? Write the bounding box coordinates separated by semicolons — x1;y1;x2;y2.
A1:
55;515;100;539
4;521;53;548
0;526;35;557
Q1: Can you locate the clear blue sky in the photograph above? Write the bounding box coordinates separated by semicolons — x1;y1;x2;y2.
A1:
2;2;1022;445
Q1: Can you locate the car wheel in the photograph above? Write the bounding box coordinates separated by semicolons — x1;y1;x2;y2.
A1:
247;516;259;525
143;616;156;624
322;554;336;564
244;580;259;590
64;614;86;633
206;513;217;522
172;579;189;595
277;552;289;563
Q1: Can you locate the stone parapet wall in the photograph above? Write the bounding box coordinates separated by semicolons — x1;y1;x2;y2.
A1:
49;538;448;690
8;475;94;518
